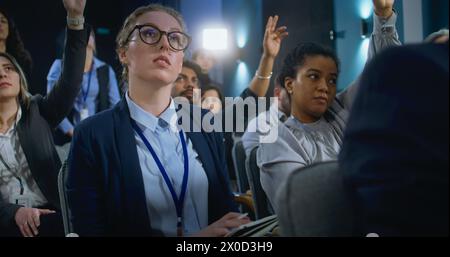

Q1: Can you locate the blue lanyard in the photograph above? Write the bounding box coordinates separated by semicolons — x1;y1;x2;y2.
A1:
82;65;93;106
130;119;189;236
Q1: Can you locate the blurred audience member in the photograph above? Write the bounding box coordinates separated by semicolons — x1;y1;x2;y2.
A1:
192;49;218;86
424;28;448;43
172;60;201;104
242;74;290;156
201;84;223;114
47;28;120;145
0;8;33;83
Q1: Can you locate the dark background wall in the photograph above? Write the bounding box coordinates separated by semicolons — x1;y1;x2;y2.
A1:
261;0;334;96
333;0;404;91
222;0;263;97
262;0;335;75
422;0;449;38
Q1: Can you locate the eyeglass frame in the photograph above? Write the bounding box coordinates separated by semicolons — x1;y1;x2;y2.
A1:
126;24;191;51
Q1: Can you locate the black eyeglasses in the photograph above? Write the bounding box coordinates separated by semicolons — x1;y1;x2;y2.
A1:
127;24;191;51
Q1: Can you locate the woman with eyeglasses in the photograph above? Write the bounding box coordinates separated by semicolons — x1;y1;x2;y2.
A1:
67;4;250;236
0;0;88;237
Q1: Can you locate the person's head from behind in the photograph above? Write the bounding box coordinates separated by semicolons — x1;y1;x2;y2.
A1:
273;74;291;117
279;42;339;123
116;4;191;91
192;49;216;74
0;52;29;106
172;60;201;103
201;84;223;114
425;29;449;44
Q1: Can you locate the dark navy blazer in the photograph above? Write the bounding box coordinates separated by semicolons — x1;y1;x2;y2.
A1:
66;98;237;236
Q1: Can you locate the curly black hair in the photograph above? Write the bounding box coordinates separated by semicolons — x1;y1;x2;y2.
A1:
0;8;33;78
278;42;339;89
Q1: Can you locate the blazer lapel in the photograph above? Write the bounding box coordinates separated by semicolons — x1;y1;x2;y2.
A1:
178;104;222;192
112;99;152;235
185;132;218;179
17;103;60;208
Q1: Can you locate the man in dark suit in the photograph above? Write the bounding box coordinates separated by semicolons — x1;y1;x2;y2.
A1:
339;41;449;236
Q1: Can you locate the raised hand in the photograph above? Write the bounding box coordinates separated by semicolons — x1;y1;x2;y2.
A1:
263;15;288;59
15;207;56;237
373;0;395;18
63;0;86;18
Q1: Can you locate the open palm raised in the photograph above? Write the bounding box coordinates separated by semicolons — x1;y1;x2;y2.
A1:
263;15;289;59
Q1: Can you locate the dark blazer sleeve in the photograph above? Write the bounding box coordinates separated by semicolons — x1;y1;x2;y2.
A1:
215;132;232;188
37;27;89;128
66;122;107;236
214;131;238;213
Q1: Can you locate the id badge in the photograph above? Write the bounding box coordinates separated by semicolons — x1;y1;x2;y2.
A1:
80;107;89;121
13;194;31;208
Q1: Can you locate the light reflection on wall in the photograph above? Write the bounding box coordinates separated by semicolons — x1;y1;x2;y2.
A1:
234;61;250;94
359;0;373;19
237;29;248;48
358;0;372;74
202;28;228;50
358;38;370;69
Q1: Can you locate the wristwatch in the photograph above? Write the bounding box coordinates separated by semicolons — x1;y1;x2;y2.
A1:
67;16;85;26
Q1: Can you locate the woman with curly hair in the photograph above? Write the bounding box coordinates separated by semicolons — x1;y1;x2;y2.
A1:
0;8;33;80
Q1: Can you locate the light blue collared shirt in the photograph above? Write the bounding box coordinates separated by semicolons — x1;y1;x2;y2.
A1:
126;93;209;236
47;57;120;133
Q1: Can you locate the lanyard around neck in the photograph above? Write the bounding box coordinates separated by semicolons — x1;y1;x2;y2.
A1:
130;119;189;236
0;124;24;195
82;63;94;105
0;120;19;171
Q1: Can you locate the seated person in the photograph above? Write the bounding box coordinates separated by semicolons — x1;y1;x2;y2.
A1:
0;8;33;82
0;0;88;237
192;49;220;86
47;27;120;146
201;84;224;114
339;38;448;236
66;4;250;236
172;60;202;104
242;74;291;156
257;0;401;210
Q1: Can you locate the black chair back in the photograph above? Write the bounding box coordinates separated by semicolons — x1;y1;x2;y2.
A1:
232;140;250;193
277;161;356;236
246;147;273;219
